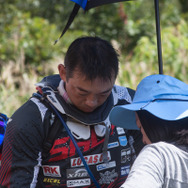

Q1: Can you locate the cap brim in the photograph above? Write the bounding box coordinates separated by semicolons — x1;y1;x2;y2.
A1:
109;104;140;130
110;100;188;130
144;100;188;120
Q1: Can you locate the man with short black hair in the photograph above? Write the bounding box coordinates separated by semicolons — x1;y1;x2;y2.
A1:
0;36;143;187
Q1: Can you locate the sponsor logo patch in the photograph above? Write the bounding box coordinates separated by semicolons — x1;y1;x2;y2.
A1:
66;168;89;179
71;151;111;167
43;177;61;185
116;127;125;135
121;166;130;176
108;141;119;149
42;165;61;177
67;178;91;187
121;149;131;163
118;136;127;146
99;169;118;184
96;161;116;171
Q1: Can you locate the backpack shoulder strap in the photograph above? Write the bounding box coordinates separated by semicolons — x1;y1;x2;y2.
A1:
32;93;66;158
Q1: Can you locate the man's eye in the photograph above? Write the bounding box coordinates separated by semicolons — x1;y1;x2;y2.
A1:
100;94;108;97
98;94;109;99
79;93;88;96
100;91;111;97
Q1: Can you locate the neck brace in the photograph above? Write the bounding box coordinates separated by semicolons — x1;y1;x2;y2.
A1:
36;74;119;125
35;74;130;140
66;117;110;140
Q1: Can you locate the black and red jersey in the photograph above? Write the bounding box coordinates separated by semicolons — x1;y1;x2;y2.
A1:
0;75;143;187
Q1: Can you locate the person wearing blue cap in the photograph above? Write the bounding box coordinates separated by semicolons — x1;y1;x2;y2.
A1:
110;74;188;188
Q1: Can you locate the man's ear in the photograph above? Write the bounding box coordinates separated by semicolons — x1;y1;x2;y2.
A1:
58;64;66;82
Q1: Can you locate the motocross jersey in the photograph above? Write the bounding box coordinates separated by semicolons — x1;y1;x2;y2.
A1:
0;75;143;188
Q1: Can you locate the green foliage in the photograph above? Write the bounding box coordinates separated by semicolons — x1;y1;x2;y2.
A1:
118;17;188;89
1;0;188;115
0;8;58;65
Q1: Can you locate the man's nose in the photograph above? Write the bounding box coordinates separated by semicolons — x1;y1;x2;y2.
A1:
85;95;98;107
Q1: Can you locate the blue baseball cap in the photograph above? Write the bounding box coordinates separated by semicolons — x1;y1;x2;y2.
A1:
110;74;188;130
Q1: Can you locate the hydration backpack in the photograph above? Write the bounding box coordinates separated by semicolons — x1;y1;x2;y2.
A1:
0;113;8;164
0;113;8;152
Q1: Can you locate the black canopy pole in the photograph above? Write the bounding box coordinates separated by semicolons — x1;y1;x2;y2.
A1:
154;0;163;74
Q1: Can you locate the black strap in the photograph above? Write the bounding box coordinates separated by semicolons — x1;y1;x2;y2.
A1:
54;3;80;44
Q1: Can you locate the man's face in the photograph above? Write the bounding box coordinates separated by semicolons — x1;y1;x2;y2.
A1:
58;64;115;113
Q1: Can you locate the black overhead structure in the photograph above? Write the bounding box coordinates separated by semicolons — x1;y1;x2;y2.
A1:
55;0;163;74
154;0;163;74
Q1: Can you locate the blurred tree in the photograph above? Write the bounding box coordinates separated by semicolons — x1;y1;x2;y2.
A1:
1;0;188;115
179;0;188;14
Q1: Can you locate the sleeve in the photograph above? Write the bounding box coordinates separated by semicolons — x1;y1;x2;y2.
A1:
0;100;50;187
120;144;165;188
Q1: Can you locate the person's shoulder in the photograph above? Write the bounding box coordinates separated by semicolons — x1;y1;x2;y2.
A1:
144;141;172;151
36;74;61;91
149;141;179;150
133;142;166;163
12;97;51;125
142;142;187;156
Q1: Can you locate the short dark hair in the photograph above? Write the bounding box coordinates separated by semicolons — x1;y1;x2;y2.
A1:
64;36;119;81
137;110;188;145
